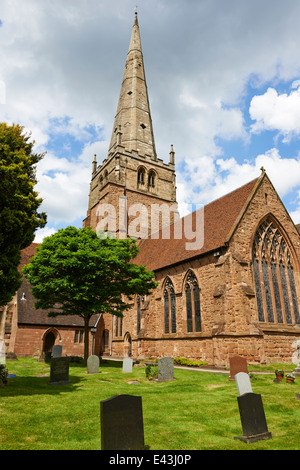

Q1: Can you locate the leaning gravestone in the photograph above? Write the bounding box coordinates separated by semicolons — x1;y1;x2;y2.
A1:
100;394;144;450
234;392;272;443
229;355;248;381
52;345;62;358
235;372;253;396
122;357;133;373
158;357;174;382
49;357;71;385
87;355;99;374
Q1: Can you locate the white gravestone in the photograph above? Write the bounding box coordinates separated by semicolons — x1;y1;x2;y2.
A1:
87;355;99;374
0;340;5;365
122;358;133;373
235;372;253;396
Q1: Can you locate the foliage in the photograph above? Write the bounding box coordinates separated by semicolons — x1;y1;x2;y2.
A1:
174;356;208;367
145;364;158;380
22;226;158;361
0;364;8;383
0;123;46;305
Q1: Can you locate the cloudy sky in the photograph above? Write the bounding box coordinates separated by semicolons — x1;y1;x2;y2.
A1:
1;0;300;242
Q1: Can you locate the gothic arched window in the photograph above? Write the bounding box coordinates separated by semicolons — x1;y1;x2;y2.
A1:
252;218;300;325
164;278;176;334
137;168;145;186
148;170;155;188
137;295;141;334
185;271;201;332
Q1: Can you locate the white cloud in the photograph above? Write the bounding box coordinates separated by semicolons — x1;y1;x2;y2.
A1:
34;226;57;244
250;85;300;141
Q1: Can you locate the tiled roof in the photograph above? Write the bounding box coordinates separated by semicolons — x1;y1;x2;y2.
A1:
133;176;261;271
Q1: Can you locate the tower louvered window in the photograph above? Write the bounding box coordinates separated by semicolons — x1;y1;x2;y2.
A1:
164;279;176;334
185;272;202;332
252;218;300;325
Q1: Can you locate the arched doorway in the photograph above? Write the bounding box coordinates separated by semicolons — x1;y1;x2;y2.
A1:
43;331;55;353
124;332;132;357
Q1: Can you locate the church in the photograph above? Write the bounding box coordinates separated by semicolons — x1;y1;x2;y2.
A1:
2;12;300;365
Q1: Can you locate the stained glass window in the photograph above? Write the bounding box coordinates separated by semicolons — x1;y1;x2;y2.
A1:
137;296;141;334
164;279;176;334
252;218;300;325
185;271;202;332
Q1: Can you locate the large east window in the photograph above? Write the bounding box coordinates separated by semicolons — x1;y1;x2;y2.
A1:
252;218;300;325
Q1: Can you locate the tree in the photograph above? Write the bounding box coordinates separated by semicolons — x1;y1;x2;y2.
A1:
0;123;46;306
22;226;158;363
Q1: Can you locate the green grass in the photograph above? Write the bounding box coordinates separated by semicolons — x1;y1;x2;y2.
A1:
0;358;299;450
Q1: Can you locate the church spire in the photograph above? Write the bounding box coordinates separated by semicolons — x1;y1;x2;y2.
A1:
108;11;157;159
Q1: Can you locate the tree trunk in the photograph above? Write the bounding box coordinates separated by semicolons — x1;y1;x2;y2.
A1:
83;315;90;365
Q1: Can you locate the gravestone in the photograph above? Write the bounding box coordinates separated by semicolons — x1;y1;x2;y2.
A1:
234;392;272;443
235;372;253;396
122;357;133;373
229;355;248;381
52;345;62;358
0;340;5;365
158;357;174;382
49;357;71;385
100;394;144;450
87;355;99;374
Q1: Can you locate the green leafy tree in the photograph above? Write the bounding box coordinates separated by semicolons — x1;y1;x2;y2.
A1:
0;123;46;306
23;226;158;362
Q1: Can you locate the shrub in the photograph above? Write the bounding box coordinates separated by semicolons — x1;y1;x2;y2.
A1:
0;364;8;384
174;357;208;368
145;364;158;380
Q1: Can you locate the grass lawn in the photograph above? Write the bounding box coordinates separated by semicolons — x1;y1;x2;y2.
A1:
0;358;299;450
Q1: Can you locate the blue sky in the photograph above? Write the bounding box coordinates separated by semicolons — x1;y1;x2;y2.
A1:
1;0;300;242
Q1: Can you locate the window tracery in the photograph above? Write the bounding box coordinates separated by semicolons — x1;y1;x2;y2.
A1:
252;218;300;325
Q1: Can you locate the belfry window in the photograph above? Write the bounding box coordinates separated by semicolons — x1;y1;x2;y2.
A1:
148;170;155;188
252;218;300;325
137;168;145;185
164;279;176;334
185;271;201;332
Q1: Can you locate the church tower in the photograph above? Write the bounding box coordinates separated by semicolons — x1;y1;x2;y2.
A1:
83;12;178;238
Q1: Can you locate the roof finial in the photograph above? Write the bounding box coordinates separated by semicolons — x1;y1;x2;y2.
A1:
260;166;265;173
134;5;138;23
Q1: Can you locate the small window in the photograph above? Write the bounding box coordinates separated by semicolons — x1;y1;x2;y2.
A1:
148;171;155;188
137;168;145;185
74;330;84;343
140;123;146;129
128;91;133;95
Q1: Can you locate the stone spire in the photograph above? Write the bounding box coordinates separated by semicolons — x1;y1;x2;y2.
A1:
108;11;157;159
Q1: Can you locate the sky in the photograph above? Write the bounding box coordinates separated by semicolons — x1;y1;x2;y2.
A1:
1;0;300;242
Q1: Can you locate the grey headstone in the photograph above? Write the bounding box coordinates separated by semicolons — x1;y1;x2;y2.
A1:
100;394;144;450
122;357;133;373
158;357;174;382
49;357;71;385
234;392;272;443
52;345;62;358
235;372;253;396
87;355;99;374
